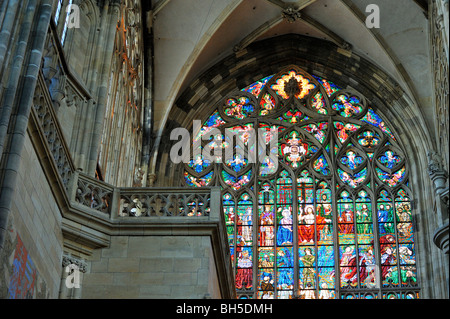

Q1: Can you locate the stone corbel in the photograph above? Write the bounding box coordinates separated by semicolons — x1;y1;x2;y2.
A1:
59;253;88;299
62;253;88;274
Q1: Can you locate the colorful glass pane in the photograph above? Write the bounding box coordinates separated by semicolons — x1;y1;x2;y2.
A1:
222;169;252;191
332;94;363;117
271;70;316;100
376;167;406;187
187;154;211;173
283;109;305;124
313;155;330;176
311;92;328;114
312;75;342;97
194;111;226;143
242;75;273;98
224;96;254;119
358;130;381;148
280;132;318;168
225;153;248;172
236;246;253;289
260;93;276;115
338;167;367;188
340;150;364;170
300;122;328;143
362;108;395;139
334;121;361;144
184;171;213;187
379;150;401;169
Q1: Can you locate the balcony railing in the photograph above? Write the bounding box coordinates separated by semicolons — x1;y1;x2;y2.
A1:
70;170;221;222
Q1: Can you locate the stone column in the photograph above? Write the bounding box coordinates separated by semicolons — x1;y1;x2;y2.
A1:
86;0;121;176
427;151;449;297
59;253;88;299
0;0;53;251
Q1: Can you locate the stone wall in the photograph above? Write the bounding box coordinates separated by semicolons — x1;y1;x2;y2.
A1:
0;133;64;299
82;236;222;299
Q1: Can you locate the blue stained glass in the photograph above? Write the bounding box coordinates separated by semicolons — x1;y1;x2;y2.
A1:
340;150;364;170
276;211;293;246
362;108;395;140
332;94;363;117
312;75;342;96
188;155;211;173
379;150;401;169
277;247;294;268
313;155;330;175
185;171;213;187
277;268;294;289
317;246;334;267
225;154;248;172
242;75;274;98
376;167;406;187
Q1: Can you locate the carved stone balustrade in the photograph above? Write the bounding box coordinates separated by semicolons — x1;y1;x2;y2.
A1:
30;73;76;190
119;188;212;217
73;172;114;215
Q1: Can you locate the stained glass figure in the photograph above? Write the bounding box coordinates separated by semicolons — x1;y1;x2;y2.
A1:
300;122;328;144
311;92;328;114
332;94;364;117
224;96;254;120
376;167;406;187
379;150;401;169
188;154;211;173
260;93;277;115
362;108;395;139
242;75;273;98
340;149;364;170
358;130;381;148
313;155;331;176
312;75;341;97
334;122;360;144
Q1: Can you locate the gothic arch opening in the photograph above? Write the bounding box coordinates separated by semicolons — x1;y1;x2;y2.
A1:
154;34;440;298
175;64;419;299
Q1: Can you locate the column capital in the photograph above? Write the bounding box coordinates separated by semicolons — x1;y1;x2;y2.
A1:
62;253;88;273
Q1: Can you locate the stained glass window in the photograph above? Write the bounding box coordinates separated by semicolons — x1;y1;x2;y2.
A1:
182;65;419;299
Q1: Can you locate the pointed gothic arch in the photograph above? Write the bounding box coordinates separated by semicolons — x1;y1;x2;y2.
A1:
174;64;420;299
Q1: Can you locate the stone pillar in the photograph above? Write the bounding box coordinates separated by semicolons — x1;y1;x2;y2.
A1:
86;0;121;176
0;0;53;251
427;151;449;297
59;253;88;299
